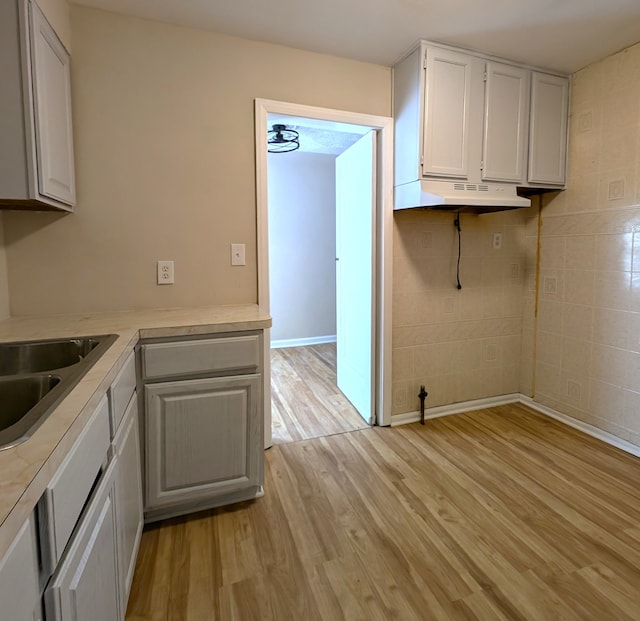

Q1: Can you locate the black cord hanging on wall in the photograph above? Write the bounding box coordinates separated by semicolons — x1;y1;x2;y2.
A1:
267;124;300;153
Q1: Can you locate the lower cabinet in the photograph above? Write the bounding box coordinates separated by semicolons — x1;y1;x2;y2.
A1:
45;459;120;621
113;394;144;616
145;374;263;518
0;516;41;621
42;351;141;621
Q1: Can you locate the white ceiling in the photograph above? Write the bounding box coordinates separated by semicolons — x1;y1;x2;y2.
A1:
268;115;370;156
71;0;640;74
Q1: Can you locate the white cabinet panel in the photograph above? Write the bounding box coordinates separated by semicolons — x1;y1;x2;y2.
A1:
114;395;143;615
45;460;120;621
40;395;110;574
482;61;529;182
528;72;569;185
141;334;260;379
145;374;262;511
29;1;75;205
423;47;473;179
0;517;40;621
108;351;136;437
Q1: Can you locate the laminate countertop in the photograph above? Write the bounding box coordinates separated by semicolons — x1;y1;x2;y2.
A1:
0;305;271;558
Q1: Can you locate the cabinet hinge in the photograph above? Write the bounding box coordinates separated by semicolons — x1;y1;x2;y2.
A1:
484;71;488;82
423;53;428;70
480;160;484;170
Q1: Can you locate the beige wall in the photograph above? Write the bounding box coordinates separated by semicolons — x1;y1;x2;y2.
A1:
36;0;71;50
391;208;530;414
533;42;640;446
3;7;390;315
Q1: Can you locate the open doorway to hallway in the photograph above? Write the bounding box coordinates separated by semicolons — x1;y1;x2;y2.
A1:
255;99;394;448
266;114;373;443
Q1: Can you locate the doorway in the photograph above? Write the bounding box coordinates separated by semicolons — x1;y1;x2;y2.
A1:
255;99;393;448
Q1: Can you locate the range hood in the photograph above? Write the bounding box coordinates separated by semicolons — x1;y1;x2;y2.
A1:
394;180;531;214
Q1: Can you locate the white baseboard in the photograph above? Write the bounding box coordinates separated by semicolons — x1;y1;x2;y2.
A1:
390;393;640;459
520;396;640;458
390;394;520;426
271;335;337;349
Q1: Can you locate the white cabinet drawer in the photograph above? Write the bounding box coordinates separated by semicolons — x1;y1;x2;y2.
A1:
108;350;136;437
141;334;261;379
40;395;110;573
45;459;119;621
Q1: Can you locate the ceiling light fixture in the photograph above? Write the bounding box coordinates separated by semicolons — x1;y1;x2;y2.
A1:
267;124;299;153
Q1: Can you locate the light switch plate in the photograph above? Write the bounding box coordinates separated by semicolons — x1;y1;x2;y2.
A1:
231;243;246;266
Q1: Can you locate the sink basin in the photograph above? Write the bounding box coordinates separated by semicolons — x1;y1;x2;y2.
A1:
0;338;100;376
0;375;60;430
0;334;118;450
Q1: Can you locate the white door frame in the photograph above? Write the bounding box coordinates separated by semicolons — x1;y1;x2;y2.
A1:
255;98;393;447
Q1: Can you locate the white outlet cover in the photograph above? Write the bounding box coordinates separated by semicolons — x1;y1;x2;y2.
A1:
157;260;174;284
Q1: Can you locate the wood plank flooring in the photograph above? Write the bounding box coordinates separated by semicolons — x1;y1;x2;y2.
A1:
126;403;640;620
270;344;368;444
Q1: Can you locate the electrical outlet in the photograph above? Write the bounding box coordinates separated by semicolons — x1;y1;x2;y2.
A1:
157;260;174;285
231;243;246;266
492;232;502;250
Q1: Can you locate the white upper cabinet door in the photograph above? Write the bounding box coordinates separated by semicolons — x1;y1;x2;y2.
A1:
29;1;76;206
528;71;569;185
482;61;530;182
422;47;473;179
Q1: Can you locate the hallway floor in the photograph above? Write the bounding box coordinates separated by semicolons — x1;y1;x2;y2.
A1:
270;343;369;444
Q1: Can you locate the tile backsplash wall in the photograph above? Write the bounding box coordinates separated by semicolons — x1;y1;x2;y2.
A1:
533;42;640;446
392;208;530;415
392;41;640;450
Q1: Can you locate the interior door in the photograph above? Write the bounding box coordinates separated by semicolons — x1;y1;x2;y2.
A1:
335;131;376;424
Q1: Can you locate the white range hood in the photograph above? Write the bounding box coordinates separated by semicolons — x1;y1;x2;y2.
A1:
394;180;531;214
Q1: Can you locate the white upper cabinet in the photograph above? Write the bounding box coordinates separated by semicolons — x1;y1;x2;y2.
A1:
0;0;76;211
30;1;76;206
528;71;569;185
482;61;530;183
393;41;569;191
423;47;474;179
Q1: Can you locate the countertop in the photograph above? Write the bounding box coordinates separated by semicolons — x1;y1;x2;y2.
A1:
0;304;271;558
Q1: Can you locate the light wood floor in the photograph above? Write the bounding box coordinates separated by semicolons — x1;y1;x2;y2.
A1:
270;344;368;444
126;403;640;620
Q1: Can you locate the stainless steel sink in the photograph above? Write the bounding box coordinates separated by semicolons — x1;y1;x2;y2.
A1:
0;374;60;429
0;337;100;376
0;334;118;450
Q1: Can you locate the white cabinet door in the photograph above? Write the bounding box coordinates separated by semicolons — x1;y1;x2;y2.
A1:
114;395;143;616
0;517;40;621
482;61;530;182
29;0;76;206
145;374;262;511
45;460;120;621
528;72;569;185
422;47;473;179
